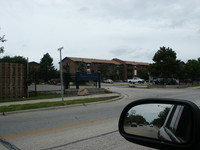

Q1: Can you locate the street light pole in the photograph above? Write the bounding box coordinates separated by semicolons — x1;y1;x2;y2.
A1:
58;47;64;101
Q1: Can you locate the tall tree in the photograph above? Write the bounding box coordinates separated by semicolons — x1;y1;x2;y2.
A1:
149;47;180;78
0;56;27;64
116;65;126;81
39;53;58;82
77;61;86;72
63;63;71;89
185;58;200;81
151;107;170;127
99;64;110;79
138;68;149;80
127;114;147;125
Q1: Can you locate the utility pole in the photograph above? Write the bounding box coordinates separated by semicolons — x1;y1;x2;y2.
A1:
58;47;64;101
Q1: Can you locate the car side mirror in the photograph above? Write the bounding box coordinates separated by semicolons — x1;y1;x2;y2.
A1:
118;98;200;150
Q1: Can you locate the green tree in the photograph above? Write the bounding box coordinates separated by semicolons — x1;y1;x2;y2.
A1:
28;67;39;85
0;56;27;64
176;61;187;80
185;58;200;81
115;65;126;81
149;47;180;78
138;68;149;80
100;64;125;81
127;114;147;125
77;61;86;72
151;107;170;127
99;64;110;79
63;63;71;89
38;53;58;82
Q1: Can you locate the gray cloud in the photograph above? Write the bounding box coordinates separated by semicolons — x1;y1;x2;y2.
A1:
110;47;132;57
0;0;200;65
110;46;155;62
72;0;200;29
197;29;200;34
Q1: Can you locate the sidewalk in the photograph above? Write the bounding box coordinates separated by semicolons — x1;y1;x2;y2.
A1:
0;93;121;107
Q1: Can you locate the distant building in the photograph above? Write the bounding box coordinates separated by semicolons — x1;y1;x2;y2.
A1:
29;61;40;71
112;58;149;79
61;57;149;81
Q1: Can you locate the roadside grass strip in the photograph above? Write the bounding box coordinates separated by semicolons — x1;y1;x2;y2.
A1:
0;93;68;103
0;97;117;113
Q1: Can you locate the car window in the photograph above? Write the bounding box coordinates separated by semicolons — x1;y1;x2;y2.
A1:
175;106;192;143
169;105;183;133
165;105;192;143
161;105;180;143
165;105;176;131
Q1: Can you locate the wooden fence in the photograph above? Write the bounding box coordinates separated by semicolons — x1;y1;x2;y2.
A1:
0;62;27;100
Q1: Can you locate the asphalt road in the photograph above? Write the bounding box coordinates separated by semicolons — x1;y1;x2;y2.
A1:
0;86;200;150
124;125;158;139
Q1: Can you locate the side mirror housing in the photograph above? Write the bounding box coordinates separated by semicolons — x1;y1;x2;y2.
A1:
118;98;200;150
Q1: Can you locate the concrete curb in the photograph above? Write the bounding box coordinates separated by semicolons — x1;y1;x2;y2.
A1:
0;93;123;116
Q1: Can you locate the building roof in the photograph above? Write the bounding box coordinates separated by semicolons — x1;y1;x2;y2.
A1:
113;58;149;66
64;57;149;66
29;61;40;65
66;57;121;65
124;60;149;66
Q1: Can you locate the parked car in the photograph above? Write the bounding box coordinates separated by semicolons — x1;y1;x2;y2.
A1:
150;124;153;127
103;79;113;83
131;122;137;127
127;77;145;83
153;78;178;85
153;78;166;85
48;78;61;85
180;79;193;84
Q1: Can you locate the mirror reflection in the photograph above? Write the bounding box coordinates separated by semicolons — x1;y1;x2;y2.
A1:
124;103;192;144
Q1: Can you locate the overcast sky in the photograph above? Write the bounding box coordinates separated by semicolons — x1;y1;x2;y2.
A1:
1;0;200;68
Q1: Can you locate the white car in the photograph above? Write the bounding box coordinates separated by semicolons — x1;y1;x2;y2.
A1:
150;124;153;127
127;77;144;83
103;79;113;83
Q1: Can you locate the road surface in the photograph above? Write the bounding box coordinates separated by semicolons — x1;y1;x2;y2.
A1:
1;86;200;150
124;125;158;139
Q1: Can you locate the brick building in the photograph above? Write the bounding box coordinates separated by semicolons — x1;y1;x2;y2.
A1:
61;57;149;80
29;61;40;71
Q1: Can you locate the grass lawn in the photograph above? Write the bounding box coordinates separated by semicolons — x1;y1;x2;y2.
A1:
0;93;68;103
0;96;117;113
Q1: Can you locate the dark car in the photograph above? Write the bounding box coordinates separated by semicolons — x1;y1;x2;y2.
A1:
153;78;178;85
48;78;61;85
180;79;193;84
